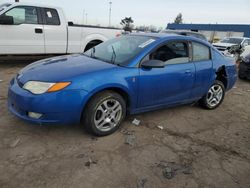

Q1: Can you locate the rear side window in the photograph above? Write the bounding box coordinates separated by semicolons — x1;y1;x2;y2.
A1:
5;6;38;24
150;41;189;65
192;42;210;61
44;8;60;25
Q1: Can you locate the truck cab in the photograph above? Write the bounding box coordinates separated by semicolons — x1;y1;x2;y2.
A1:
0;2;122;55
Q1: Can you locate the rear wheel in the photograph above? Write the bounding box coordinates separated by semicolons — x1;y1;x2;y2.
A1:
82;91;126;136
199;80;225;110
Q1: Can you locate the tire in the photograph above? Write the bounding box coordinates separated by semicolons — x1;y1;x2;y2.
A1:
199;80;225;110
84;40;103;52
82;91;126;136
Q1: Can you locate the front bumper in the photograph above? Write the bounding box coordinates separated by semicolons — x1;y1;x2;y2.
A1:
8;78;90;125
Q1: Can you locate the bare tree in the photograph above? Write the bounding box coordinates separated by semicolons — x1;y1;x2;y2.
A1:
174;13;183;24
120;17;134;32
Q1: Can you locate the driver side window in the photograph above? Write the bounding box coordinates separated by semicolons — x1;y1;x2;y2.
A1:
5;6;38;25
149;41;189;65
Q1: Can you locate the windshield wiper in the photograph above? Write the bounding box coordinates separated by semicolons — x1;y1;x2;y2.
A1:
110;45;116;64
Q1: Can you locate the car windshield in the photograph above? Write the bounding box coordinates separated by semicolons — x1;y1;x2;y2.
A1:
84;35;156;66
221;38;243;45
0;3;11;12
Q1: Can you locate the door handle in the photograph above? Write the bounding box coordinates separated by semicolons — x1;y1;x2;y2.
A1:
35;28;43;34
185;69;194;77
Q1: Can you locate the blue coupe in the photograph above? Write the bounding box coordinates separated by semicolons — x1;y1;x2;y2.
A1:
8;33;237;136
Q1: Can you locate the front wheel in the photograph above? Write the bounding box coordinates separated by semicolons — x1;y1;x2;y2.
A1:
82;91;126;136
199;80;225;110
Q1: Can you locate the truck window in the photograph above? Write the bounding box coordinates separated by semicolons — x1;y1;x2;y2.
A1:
44;8;60;25
192;42;210;61
5;6;38;24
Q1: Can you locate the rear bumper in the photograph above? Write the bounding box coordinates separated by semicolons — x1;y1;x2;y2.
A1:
8;78;89;125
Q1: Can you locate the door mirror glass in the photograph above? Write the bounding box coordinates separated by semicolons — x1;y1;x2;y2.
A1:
141;60;165;68
0;15;14;24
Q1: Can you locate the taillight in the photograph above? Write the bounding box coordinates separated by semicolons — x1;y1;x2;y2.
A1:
116;33;121;37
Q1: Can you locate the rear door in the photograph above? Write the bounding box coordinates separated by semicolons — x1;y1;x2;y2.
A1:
138;40;195;108
191;42;213;98
41;8;67;54
0;6;45;54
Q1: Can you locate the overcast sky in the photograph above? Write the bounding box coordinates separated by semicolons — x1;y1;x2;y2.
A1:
1;0;249;28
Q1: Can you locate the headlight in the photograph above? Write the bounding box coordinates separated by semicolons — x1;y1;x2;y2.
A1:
23;81;71;94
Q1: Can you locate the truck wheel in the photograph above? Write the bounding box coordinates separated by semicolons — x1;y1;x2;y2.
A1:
84;40;103;52
82;91;126;136
199;80;225;110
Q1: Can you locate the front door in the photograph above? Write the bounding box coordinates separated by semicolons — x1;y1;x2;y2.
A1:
0;6;45;54
138;41;195;108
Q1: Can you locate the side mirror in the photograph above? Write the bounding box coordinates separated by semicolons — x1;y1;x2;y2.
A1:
0;15;14;25
141;60;165;69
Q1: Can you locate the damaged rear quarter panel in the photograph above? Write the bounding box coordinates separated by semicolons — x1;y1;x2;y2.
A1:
212;49;237;90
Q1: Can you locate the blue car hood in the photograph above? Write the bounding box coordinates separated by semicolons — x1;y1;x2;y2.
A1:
18;54;116;84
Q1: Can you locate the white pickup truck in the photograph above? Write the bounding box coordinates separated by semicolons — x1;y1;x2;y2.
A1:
0;2;122;55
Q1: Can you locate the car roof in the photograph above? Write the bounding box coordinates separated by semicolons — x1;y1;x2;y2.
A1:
162;29;204;35
130;32;178;38
4;2;62;10
130;32;206;41
129;32;212;48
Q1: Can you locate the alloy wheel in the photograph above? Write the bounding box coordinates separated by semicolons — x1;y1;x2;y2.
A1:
206;84;224;107
94;99;122;132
